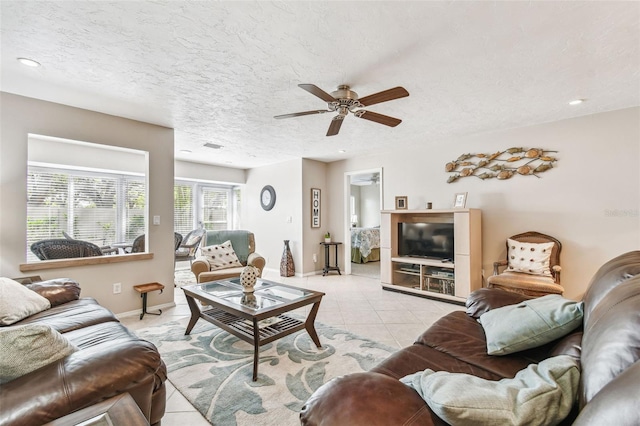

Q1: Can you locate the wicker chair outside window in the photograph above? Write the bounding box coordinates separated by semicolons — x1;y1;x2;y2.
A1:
62;231;117;255
486;231;563;297
31;239;106;260
174;232;183;251
175;229;206;266
127;234;146;253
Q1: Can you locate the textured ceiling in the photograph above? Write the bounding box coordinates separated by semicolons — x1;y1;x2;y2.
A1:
1;1;639;169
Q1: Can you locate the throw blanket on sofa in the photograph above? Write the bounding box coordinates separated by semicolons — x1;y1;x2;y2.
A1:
400;355;579;426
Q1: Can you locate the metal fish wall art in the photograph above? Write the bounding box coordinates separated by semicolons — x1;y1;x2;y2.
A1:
445;148;557;183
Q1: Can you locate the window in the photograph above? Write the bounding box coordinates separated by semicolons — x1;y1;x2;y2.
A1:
27;166;145;261
174;181;239;238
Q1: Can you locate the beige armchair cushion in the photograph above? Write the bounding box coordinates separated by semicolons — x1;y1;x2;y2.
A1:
488;272;563;297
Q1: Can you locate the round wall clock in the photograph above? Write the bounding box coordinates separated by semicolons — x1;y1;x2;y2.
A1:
260;185;276;211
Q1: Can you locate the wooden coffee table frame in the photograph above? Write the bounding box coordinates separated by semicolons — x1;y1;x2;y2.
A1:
182;280;325;381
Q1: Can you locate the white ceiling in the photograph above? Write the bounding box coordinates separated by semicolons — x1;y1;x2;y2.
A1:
1;1;638;169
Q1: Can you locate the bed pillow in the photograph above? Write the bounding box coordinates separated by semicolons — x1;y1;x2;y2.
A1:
201;240;243;270
0;324;77;384
505;239;554;276
400;355;579;426
479;294;583;355
0;277;51;325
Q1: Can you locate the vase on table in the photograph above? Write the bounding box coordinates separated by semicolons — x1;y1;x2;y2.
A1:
240;265;260;292
280;240;295;277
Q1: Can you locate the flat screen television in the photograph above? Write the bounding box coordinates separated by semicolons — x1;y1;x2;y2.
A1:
397;222;454;261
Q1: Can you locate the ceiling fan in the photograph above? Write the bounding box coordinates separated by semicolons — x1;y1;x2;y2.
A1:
274;84;409;136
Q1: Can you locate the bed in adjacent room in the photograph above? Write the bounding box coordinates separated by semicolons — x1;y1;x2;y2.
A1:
350;227;380;263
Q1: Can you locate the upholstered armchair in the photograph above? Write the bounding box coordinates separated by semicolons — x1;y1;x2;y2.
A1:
191;230;266;284
487;231;563;297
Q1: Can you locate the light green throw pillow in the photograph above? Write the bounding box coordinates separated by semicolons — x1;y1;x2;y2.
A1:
400;355;580;426
479;294;583;355
0;324;77;384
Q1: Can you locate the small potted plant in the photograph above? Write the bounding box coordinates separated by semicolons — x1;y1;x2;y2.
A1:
324;232;331;243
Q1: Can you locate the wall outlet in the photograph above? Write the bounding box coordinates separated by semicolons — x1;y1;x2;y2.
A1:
113;282;121;294
313;253;317;263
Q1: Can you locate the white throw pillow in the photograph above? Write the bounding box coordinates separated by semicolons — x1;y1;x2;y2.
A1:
0;324;78;384
0;277;51;325
505;239;554;276
201;240;243;270
400;355;580;426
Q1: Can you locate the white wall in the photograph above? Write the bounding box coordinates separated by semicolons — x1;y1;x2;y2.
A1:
243;159;303;275
301;159;328;274
326;107;640;300
175;159;246;184
0;93;176;314
360;183;381;228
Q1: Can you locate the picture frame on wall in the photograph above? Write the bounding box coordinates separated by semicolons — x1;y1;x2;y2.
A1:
395;196;408;210
453;192;468;208
311;188;321;228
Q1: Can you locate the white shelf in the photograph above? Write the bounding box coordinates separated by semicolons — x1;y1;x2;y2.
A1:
392;256;455;269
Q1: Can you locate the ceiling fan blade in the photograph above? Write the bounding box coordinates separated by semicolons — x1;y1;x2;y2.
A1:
326;116;345;136
358;86;409;107
274;110;332;119
355;110;402;127
298;84;337;103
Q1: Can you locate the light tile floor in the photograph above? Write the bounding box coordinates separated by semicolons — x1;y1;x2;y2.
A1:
120;267;464;426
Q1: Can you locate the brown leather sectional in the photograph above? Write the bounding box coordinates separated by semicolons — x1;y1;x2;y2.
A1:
0;278;167;426
300;250;640;425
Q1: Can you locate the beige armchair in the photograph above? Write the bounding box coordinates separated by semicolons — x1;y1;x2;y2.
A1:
191;230;266;283
486;231;563;297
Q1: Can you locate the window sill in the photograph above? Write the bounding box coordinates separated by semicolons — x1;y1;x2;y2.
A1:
19;253;154;272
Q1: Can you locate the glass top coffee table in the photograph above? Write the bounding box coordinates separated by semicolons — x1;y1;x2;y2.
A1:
182;278;325;381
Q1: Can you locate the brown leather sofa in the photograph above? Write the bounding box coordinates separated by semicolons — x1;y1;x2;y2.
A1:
0;278;167;426
300;250;640;425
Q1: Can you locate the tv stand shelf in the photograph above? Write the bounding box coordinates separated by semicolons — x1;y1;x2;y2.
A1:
392;256;455;269
380;209;482;304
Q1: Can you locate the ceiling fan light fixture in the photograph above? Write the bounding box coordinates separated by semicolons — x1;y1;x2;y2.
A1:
276;83;409;136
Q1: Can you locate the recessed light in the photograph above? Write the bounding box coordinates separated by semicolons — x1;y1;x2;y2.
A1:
338;149;346;153
568;99;584;105
179;149;192;154
17;57;41;67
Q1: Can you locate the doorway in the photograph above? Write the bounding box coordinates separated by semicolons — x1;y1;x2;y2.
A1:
344;168;383;279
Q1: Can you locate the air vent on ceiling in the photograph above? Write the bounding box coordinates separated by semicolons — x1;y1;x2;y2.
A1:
204;143;223;149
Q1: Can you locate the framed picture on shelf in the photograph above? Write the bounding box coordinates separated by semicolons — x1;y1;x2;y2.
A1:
395;196;408;210
453;192;468;208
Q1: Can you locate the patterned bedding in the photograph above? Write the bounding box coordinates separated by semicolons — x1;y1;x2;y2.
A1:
350;227;380;258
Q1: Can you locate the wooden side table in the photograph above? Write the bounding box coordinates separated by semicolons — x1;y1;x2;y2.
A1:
320;242;342;276
133;282;164;320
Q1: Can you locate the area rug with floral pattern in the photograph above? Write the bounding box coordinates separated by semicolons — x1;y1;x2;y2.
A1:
137;317;397;426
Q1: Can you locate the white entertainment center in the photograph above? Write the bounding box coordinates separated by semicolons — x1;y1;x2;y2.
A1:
380;208;482;304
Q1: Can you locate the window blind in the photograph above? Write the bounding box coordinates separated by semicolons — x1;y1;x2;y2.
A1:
27;167;145;261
